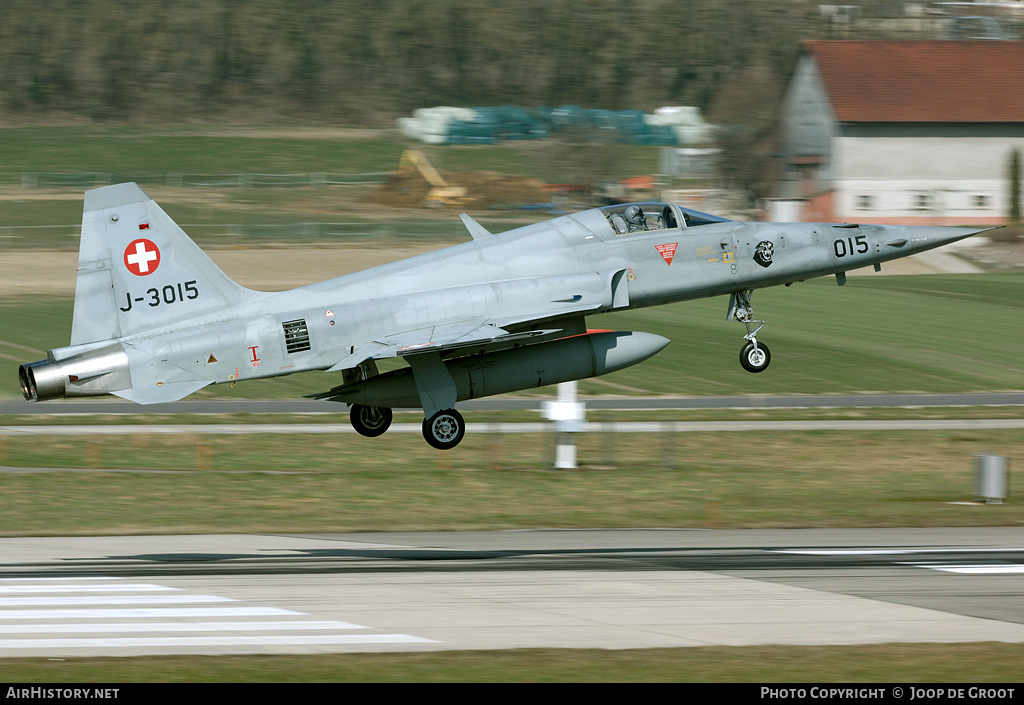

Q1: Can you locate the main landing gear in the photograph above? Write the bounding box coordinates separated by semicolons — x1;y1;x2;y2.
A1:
349;403;466;450
422;408;466;451
729;290;771;373
350;404;393;437
348;352;467;450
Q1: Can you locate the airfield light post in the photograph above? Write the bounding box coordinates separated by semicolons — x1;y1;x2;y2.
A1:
542;381;586;470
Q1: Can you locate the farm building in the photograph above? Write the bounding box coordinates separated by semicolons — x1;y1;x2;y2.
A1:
771;40;1024;225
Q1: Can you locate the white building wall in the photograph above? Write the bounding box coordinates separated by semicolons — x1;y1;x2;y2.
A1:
766;200;804;222
833;136;1024;223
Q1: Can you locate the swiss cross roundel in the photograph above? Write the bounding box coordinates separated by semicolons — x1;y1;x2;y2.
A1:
123;239;161;276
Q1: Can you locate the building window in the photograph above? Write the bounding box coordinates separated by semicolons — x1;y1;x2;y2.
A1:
856;195;872;210
972;195;989;209
913;194;930;210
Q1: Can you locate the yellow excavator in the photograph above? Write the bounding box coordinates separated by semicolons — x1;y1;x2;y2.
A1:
398;150;469;207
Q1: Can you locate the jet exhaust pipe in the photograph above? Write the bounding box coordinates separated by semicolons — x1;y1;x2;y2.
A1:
319;330;670;408
19;345;131;402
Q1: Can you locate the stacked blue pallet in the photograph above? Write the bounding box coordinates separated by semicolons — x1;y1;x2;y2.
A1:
444;106;679;146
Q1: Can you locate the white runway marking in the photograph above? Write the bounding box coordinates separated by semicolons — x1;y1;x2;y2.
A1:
0;607;303;620
0;594;234;607
0;621;368;634
0;634;435;649
0;577;435;654
909;563;1024;574
0;583;178;593
777;548;1024;555
0;577;123;581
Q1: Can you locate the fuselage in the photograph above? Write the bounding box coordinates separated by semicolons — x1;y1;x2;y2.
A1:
20;185;992;449
32;201;984;399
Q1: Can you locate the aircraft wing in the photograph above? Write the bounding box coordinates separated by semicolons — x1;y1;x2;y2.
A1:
326;270;615;372
326;318;570;372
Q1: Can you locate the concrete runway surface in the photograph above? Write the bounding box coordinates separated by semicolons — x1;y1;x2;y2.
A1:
3;392;1024;416
0;528;1021;657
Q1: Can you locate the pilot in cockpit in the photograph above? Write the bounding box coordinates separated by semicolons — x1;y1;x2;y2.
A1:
624;205;648;232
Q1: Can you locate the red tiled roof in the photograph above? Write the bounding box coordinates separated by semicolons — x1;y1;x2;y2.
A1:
804;40;1024;123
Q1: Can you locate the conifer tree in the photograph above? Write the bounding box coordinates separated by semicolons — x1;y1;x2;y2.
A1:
1010;148;1022;224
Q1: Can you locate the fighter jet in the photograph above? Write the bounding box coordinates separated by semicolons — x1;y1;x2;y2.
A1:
18;184;991;449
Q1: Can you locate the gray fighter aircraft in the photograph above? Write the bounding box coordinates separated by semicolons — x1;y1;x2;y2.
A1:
18;183;991;449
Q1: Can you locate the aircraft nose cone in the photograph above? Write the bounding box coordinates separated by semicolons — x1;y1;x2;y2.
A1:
900;225;995;254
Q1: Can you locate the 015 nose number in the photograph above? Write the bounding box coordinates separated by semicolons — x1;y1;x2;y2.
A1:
833;235;868;258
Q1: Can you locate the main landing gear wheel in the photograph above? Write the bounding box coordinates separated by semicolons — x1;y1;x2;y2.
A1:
350;404;393;437
422;408;465;450
739;341;771;373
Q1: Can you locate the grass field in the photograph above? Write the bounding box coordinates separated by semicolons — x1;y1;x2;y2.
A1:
0;126;405;177
0;125;660;181
0;427;1020;534
0;123;700;258
0;125;662;250
1;273;1021;535
2;644;1022;682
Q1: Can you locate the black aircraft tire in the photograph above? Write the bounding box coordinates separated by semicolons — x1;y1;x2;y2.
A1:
422;409;466;450
350;404;393;437
739;341;771;373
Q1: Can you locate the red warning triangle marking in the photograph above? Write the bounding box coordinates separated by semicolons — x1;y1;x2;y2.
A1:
655;242;678;265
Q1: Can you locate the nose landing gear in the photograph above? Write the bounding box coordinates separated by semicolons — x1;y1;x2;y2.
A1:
728;290;771;373
739;340;771;373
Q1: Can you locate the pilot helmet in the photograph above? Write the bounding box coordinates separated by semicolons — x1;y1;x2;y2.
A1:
625;205;646;224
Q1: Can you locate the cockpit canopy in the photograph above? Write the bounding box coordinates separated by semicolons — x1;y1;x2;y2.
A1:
600;202;732;236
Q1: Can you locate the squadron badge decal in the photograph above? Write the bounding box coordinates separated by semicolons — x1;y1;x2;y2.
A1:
753;240;774;268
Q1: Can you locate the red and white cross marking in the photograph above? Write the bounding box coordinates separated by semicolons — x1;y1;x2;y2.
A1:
124;239;161;276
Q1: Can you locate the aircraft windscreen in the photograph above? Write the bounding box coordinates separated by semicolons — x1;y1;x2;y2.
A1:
600;202;731;236
677;206;733;227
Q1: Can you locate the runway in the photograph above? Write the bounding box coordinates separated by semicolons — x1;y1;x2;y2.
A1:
2;419;1023;444
0;528;1021;657
2;392;1024;416
2;391;1022;442
1;391;1021;658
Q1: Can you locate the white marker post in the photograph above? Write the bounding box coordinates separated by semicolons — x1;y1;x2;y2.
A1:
975;454;1008;504
541;381;586;469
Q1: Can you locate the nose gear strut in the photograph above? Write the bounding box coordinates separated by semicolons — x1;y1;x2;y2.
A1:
727;290;771;373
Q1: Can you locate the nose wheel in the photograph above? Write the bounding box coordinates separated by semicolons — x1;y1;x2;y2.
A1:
739;340;771;373
728;290;771;373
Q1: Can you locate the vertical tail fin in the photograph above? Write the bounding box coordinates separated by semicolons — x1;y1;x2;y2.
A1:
71;182;259;346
